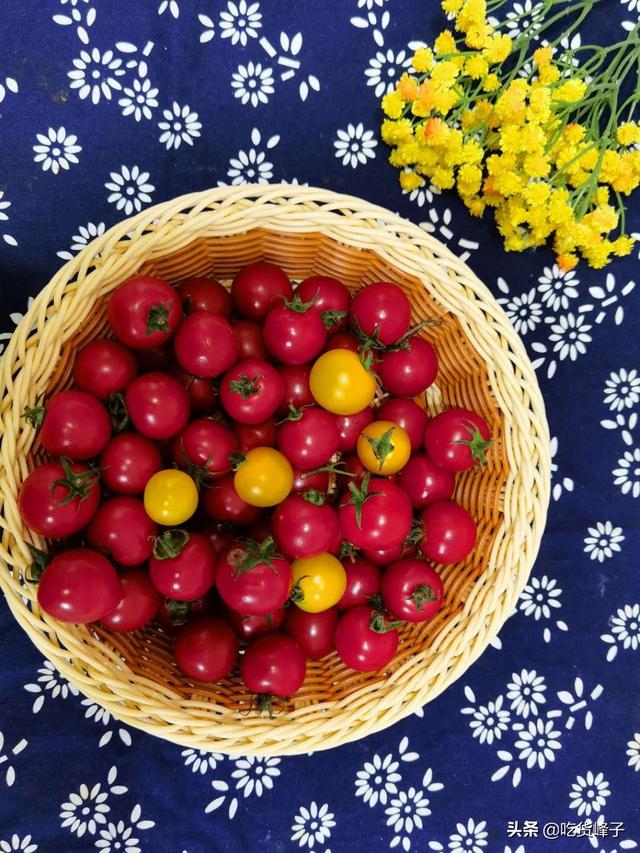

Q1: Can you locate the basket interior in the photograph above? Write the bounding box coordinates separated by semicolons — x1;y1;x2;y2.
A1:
30;228;507;714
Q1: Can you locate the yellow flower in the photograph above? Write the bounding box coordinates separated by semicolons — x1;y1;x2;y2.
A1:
556;253;578;271
434;30;457;55
457;163;483;194
595;186;610;206
455;0;487;32
466;197;486;216
482;73;500;92
465;54;489;79
465;24;493;50
495;79;529;124
493;170;523;196
539;64;560;84
523;182;550;206
442;0;464;12
382;91;405;119
533;46;554;67
583;204;618;233
423;116;450;146
553;79;587;103
381;119;414;145
483;34;512;64
461;139;484;164
524;153;551;178
400;170;424;191
616;122;640;146
528;87;551;123
432;60;461;84
612;235;635;256
412;47;435;73
432;166;456;188
397;73;420;101
433;87;460;115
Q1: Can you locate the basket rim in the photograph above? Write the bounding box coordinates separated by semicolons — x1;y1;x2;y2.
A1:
0;183;551;756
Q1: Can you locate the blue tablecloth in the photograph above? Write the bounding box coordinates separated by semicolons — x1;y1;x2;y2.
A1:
1;2;639;851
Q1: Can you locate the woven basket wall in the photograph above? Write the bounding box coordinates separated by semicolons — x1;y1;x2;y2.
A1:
0;185;550;756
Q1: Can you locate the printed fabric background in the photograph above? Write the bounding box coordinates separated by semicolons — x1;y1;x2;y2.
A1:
0;1;639;851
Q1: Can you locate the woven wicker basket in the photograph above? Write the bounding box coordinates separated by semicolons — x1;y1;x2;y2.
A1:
0;184;550;756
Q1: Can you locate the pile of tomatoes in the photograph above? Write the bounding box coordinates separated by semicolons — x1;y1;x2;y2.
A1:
19;263;491;707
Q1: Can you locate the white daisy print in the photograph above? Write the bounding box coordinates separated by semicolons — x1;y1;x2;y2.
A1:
60;784;110;837
505;1;545;37
290;802;335;849
0;191;17;247
158;0;179;17
365;48;412;98
0;731;28;788
537;264;579;311
95;805;155;852
32;126;82;176
568;771;610;817
23;660;79;713
230;756;281;798
56;221;106;261
506;670;546;718
231;62;274;107
334;123;377;168
224;127;280;185
604;368;640;412
80;699;132;748
497;284;543;335
627;733;640;771
583;521;625;562
613;447;640;498
547;312;592;361
447;818;488;852
219;0;262;46
158;102;202;150
181;748;224;775
514;717;562;770
0;836;37;853
355;753;401;808
105;165;155;216
519;575;568;642
461;689;511;745
119;77;159;121
68;48;125;104
385;787;432;851
601;603;640;661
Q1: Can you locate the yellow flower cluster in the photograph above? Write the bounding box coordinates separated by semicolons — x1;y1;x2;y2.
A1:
380;0;639;269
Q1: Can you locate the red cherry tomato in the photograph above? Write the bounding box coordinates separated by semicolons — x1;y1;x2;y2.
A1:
73;339;138;401
291;466;330;495
296;276;351;337
381;559;443;622
277;364;314;415
246;515;273;544
341;453;369;485
175;276;232;317
172;419;237;481
170;364;218;415
87;496;157;566
324;332;361;353
419;501;477;563
220;359;284;424
125;372;190;440
263;299;327;365
100;433;162;495
36;391;111;460
241;633;306;696
424;408;492;471
202;474;262;526
334;606;399;672
108;275;182;350
38;548;121;624
377;398;428;450
272;493;339;559
149;531;217;601
224;607;286;641
338;476;412;551
334;407;374;452
136;343;173;372
100;567;161;632
278;407;340;469
349;282;411;346
397;453;455;508
174;311;239;378
156;593;216;631
378;337;438;397
234;320;270;361
234;419;278;453
174;617;238;681
337;557;381;610
284;606;338;659
200;523;235;555
231;262;293;320
216;538;292;616
19;460;100;537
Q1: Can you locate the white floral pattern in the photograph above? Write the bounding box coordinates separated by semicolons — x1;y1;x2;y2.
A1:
158;102;202;150
604;368;640;412
56;221;106;260
231;62;275;107
290;802;335;849
627;733;640;771
68;48;125;104
33;127;81;174
518;575;569;643
506;670;546;718
219;0;262;46
569;771;611;817
461;690;511;745
119;77;159;121
584;522;625;562
105;164;154;215
601;603;640;661
612;447;640;498
334;122;378;168
23;660;79;713
365;48;412;97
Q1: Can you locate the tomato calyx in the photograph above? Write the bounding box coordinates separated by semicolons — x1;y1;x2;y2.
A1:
152;529;190;560
283;292;317;314
306;460;352;478
351;316;386;352
23;404;45;429
454;420;493;466
51;457;101;505
248;693;286;718
321;309;348;330
230;451;247;471
108;392;129;433
385;319;442;352
345;473;382;528
410;584;439;611
339;540;359;561
229;374;261;399
232;536;280;577
284;403;305;423
363;426;396;470
301;489;326;506
145;302;171;334
369;610;403;633
405;518;425;547
165;597;192;624
25;545;50;584
288;575;310;605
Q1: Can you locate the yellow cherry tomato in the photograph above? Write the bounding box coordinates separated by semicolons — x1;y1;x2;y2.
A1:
233;447;294;508
144;469;198;525
309;349;376;415
357;420;411;475
291;553;347;613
